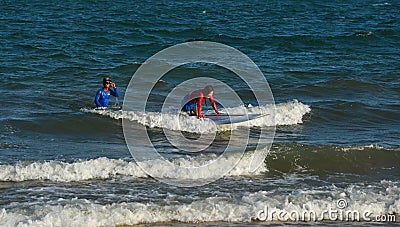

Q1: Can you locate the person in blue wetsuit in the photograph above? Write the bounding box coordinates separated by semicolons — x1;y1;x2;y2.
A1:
94;77;119;109
181;85;219;118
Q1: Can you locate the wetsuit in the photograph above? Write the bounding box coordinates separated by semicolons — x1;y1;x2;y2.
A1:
181;89;219;117
94;87;119;108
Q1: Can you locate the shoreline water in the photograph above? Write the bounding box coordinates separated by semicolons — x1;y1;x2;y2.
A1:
2;0;399;225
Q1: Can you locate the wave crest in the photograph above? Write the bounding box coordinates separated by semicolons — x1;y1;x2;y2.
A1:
82;100;311;133
0;151;267;182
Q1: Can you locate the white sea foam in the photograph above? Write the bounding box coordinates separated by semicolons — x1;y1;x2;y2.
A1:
340;144;389;152
372;2;391;6
222;99;311;127
0;158;146;182
0;151;267;182
82;100;311;133
1;181;398;226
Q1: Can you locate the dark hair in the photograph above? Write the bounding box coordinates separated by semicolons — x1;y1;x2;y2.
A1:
203;85;214;95
102;77;112;86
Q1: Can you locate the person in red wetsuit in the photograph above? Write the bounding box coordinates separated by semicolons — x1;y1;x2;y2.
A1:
181;85;220;118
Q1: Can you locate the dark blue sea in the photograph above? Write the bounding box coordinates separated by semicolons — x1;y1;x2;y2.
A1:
1;0;399;225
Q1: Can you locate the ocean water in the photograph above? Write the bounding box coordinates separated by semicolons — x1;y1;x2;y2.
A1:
1;0;399;226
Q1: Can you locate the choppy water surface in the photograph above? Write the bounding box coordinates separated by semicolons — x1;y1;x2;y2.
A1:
1;0;399;225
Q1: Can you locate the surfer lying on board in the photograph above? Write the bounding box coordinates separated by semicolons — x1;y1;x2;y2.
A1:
181;85;220;118
94;77;119;109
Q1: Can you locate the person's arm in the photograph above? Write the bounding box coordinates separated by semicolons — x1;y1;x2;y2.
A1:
209;96;219;114
110;87;119;97
109;82;119;97
197;96;205;118
94;89;102;107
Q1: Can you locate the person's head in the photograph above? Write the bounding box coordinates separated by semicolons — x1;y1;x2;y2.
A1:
102;77;112;88
203;85;214;98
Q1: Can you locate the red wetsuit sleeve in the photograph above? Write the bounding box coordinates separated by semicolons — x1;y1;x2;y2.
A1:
209;96;219;114
197;94;204;117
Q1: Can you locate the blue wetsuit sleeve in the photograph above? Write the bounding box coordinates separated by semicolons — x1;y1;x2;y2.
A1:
94;89;102;107
110;87;119;97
